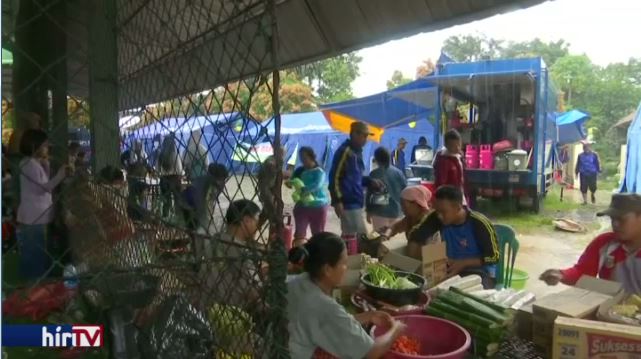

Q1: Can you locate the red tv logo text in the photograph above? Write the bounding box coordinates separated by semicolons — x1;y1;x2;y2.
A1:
41;325;103;347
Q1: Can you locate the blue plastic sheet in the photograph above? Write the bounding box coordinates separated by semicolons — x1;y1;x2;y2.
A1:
620;103;641;194
555;109;590;145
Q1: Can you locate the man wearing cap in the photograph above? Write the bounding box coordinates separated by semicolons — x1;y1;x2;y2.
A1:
391;138;408;174
540;193;641;294
329;122;382;249
575;141;601;205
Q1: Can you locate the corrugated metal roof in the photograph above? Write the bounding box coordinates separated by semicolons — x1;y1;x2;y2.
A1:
2;0;547;109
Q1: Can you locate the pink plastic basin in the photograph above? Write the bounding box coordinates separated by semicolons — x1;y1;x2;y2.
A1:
371;315;471;359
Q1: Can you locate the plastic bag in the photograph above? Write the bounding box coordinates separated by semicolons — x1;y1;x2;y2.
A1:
140;295;214;359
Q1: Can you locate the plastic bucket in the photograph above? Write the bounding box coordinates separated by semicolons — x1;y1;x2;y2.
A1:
509;269;530;290
371;315;471;359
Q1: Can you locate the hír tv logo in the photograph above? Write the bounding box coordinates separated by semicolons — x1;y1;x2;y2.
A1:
2;324;103;347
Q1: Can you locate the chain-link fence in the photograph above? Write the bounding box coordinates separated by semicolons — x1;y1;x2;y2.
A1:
2;0;290;357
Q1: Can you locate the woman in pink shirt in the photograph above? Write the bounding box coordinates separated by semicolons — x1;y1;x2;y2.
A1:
17;129;70;280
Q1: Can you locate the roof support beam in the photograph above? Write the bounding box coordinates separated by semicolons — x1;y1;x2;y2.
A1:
88;0;120;173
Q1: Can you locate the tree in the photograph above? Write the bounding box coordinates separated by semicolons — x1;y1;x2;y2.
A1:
501;38;570;66
386;70;412;89
550;55;598;109
415;59;435;79
294;52;362;104
442;34;502;62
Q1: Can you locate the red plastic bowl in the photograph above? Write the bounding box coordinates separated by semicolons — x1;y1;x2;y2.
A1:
371;315;471;359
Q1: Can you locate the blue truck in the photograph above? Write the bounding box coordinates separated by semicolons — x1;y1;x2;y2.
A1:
424;57;559;212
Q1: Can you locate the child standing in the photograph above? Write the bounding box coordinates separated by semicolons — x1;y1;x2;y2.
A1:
433;129;467;205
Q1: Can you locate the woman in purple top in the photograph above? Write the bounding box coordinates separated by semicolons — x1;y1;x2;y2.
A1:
17;129;71;280
575;142;601;205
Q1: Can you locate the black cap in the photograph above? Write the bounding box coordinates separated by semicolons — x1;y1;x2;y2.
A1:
596;193;641;217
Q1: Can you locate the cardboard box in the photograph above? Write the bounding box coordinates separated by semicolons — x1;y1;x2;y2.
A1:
515;303;534;341
553;316;641;359
380;239;447;288
533;276;622;356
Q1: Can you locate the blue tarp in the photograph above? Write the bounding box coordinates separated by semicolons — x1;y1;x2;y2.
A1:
620;103;641;194
128;111;434;174
260;112;435;172
555;109;590;145
320;78;437;129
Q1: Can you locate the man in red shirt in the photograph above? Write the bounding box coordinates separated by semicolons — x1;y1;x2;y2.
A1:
540;193;641;294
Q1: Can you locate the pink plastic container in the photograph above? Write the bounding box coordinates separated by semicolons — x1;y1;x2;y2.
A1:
479;145;494;170
465;145;479;169
371;315;471;359
343;235;358;255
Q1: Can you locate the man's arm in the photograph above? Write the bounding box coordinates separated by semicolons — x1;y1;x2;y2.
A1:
470;212;500;265
406;212;441;259
329;147;350;205
560;234;609;285
575;154;581;175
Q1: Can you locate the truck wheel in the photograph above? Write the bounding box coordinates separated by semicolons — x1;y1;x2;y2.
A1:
532;193;542;213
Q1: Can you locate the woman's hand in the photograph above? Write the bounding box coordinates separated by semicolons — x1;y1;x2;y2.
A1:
389;319;407;336
368;311;394;328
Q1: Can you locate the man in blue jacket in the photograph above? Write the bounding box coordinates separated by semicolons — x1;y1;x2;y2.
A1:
329;122;382;241
575;141;601;205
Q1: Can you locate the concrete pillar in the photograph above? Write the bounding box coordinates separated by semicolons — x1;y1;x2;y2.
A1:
88;0;120;173
49;1;69;171
12;0;49;126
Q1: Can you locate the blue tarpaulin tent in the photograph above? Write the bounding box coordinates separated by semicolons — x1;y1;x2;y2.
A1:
321;77;437;130
620;103;641;194
126;112;253;169
259;112;435;172
555;109;590;145
128;111;434;174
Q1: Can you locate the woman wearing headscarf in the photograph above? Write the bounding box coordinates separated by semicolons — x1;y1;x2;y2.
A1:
385;186;435;245
157;134;184;218
183;130;210;182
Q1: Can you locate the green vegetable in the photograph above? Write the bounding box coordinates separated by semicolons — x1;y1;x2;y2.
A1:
425;306;505;343
394;277;418;289
430;299;499;329
439;291;509;324
450;286;509;314
366;263;420;289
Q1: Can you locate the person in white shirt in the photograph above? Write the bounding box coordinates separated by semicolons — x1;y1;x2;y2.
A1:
287;232;406;358
17;129;71;280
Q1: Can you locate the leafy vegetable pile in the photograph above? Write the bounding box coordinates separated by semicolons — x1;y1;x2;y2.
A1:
366;263;418;290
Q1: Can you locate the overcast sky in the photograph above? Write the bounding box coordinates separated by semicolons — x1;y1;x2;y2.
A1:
352;0;641;97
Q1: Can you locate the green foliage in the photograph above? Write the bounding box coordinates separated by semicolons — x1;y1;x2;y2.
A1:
442;34;570;66
386;70;412;89
294;52;362;104
442;34;502;62
501;38;570;66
